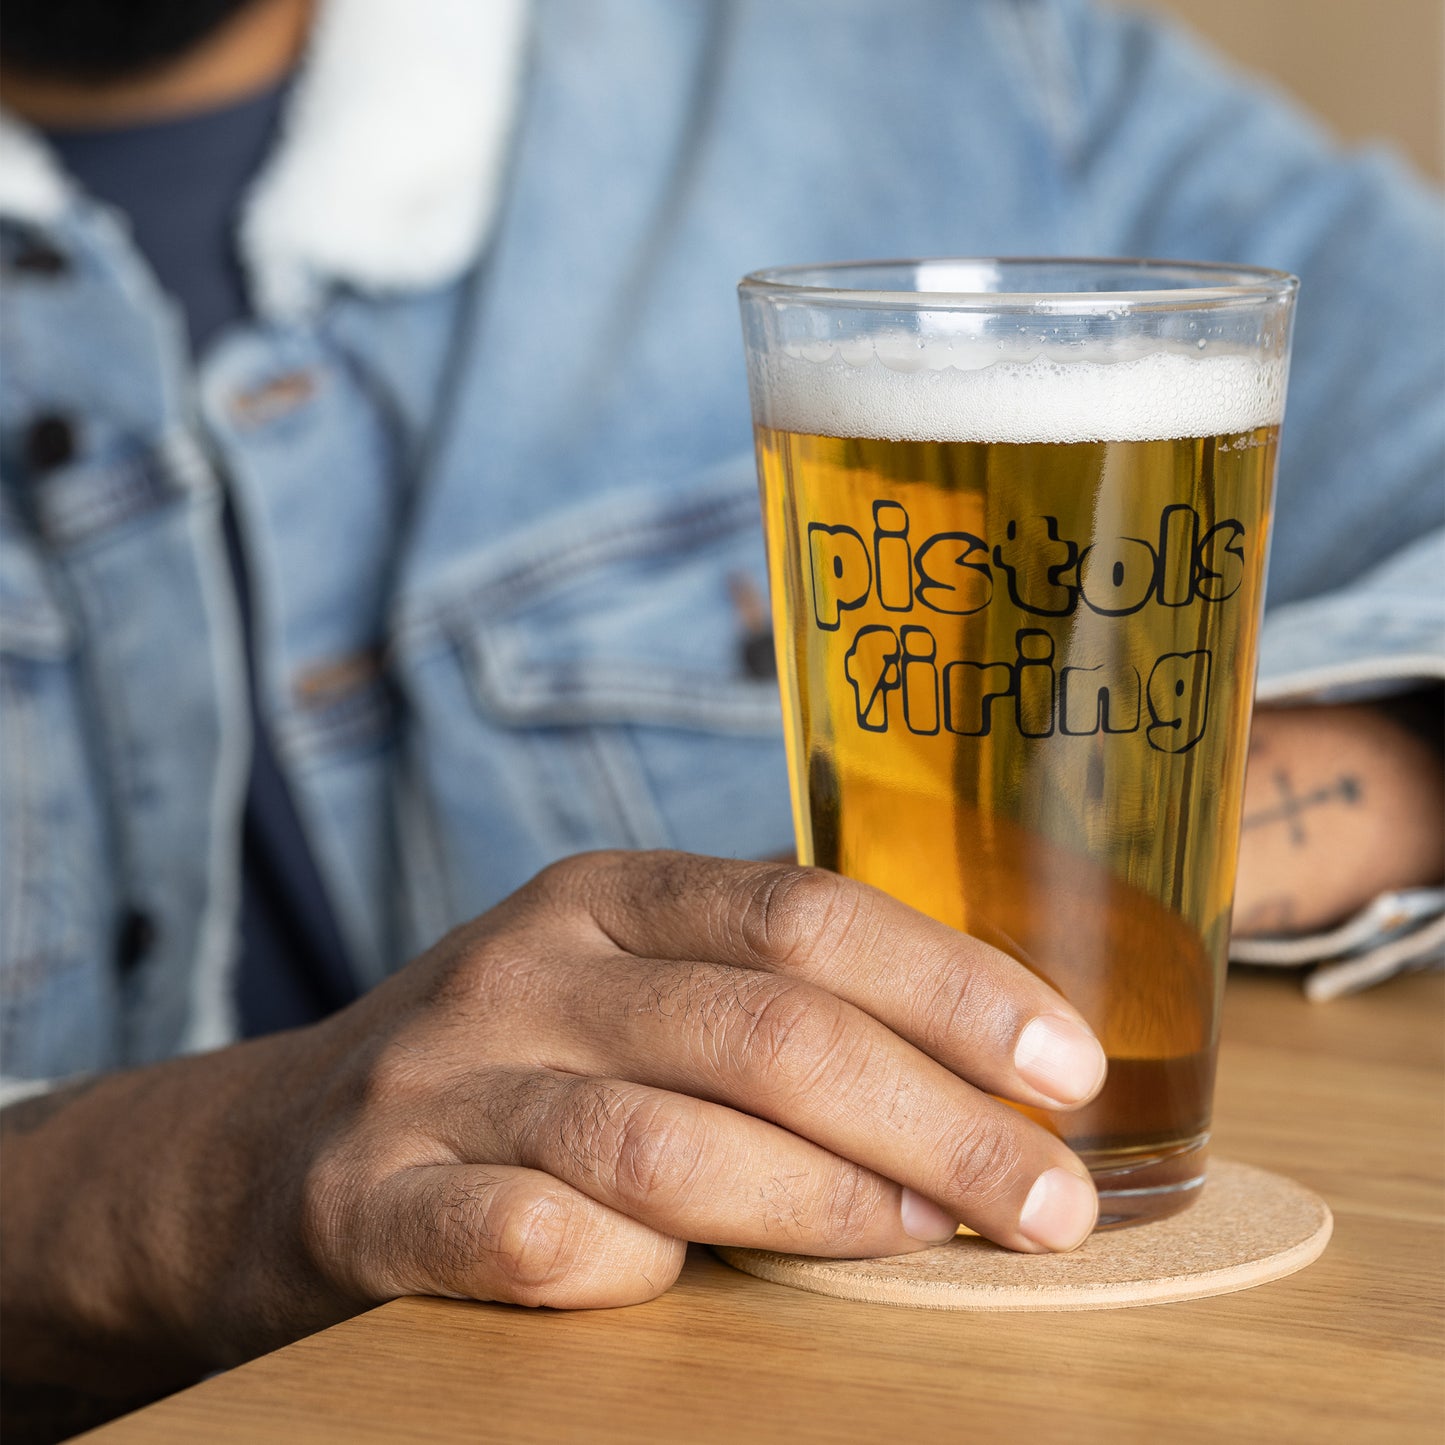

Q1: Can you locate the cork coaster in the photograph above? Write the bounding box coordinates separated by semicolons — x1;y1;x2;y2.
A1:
713;1159;1330;1311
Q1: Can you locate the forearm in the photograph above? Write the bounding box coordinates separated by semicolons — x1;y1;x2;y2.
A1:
1;1027;343;1401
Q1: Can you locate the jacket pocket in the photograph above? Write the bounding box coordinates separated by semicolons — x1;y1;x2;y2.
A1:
450;470;784;732
394;463;796;926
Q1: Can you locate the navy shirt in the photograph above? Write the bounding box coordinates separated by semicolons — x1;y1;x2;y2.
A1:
47;87;359;1035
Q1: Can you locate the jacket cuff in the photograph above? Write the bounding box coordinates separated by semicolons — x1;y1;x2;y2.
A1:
0;1075;63;1109
1231;887;1445;1000
1255;529;1445;704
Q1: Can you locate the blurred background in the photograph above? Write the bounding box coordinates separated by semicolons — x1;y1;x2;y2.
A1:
1155;0;1444;182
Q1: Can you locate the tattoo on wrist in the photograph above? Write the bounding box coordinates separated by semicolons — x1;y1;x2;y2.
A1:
1242;769;1362;847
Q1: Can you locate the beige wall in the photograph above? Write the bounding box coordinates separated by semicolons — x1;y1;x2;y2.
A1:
1146;0;1444;183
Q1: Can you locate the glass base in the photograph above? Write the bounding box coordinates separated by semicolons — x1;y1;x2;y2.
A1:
1083;1135;1210;1229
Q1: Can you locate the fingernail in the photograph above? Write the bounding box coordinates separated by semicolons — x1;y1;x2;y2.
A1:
1014;1015;1107;1106
1018;1168;1098;1252
901;1188;959;1243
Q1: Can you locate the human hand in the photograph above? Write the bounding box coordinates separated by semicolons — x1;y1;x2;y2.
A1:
291;852;1105;1320
1234;702;1445;937
2;851;1110;1406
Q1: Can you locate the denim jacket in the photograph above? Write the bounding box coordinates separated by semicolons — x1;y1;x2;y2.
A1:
2;0;1442;1093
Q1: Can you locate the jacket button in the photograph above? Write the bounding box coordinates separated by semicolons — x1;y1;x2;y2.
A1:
8;238;69;277
115;909;157;976
24;414;77;473
741;630;777;681
728;573;777;681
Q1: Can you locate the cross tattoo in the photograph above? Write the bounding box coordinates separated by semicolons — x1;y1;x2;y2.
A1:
1242;769;1362;846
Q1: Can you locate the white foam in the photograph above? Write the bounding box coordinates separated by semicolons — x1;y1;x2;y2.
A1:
757;339;1285;443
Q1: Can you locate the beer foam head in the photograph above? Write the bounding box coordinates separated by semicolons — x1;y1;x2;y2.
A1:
757;339;1286;442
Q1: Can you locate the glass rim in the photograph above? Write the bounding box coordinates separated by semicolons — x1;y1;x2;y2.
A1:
738;256;1300;312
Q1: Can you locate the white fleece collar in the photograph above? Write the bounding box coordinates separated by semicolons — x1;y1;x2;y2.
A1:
0;0;530;318
0;112;70;222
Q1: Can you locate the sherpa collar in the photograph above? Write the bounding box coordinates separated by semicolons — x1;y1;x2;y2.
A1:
0;0;530;317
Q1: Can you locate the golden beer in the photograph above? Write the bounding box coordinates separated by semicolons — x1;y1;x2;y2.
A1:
741;270;1294;1227
758;415;1276;1218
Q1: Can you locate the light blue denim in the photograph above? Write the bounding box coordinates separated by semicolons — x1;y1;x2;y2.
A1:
2;0;1442;1087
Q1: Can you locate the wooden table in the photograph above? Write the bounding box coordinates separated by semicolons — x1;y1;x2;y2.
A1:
83;968;1445;1444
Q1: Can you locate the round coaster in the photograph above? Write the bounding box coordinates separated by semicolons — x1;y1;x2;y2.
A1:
712;1159;1331;1311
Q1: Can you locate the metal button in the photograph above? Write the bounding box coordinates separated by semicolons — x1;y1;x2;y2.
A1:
740;630;777;681
729;572;777;681
24;413;77;473
115;909;157;976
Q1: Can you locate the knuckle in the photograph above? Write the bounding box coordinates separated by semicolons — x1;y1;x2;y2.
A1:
927;959;1010;1053
554;1080;629;1181
606;850;731;946
555;1083;700;1215
486;1180;581;1303
941;1114;1027;1208
731;980;850;1098
548;847;662;901
518;850;620;926
635;849;713;908
529;850;598;898
455;1067;536;1155
297;1122;451;1301
739;867;865;971
629;959;732;1033
529;849;697;946
424;1173;501;1294
610;1099;700;1214
820;1163;890;1246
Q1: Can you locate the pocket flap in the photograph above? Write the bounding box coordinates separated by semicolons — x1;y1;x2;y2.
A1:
406;465;783;733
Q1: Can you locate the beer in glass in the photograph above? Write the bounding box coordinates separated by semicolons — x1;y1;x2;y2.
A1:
739;259;1297;1226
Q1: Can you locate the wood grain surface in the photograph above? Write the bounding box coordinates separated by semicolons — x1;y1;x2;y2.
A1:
78;968;1445;1445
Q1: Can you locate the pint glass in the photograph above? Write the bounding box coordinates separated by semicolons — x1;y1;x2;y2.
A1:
739;259;1297;1226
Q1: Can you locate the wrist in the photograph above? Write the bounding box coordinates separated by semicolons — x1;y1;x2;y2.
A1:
0;1025;337;1393
1235;701;1445;936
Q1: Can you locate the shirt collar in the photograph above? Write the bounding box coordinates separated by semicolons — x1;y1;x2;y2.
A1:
0;0;530;318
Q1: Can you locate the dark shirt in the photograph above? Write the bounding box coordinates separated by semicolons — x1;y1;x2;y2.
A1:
47;87;359;1034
